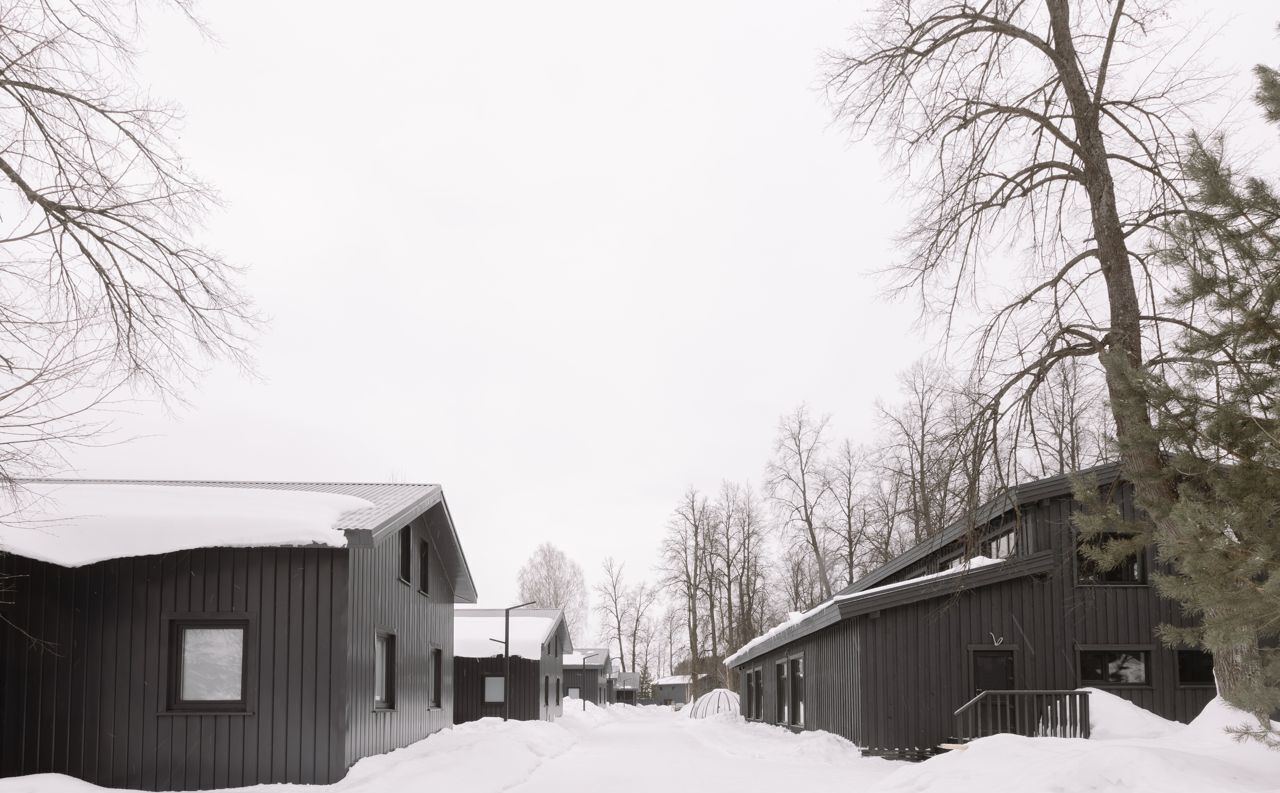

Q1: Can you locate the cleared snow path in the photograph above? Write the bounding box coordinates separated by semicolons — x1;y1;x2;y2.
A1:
508;704;901;793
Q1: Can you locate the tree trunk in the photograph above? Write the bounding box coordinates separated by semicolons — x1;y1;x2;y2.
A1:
1042;0;1258;703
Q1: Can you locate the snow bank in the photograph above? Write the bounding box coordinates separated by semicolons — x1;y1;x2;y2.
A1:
0;483;374;567
870;690;1280;793
727;556;1005;666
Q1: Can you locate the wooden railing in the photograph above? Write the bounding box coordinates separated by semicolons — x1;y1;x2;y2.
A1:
953;690;1091;741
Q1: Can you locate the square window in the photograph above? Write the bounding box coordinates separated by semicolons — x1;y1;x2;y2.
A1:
484;675;505;703
172;621;247;709
1079;649;1149;686
1078;533;1146;584
1177;650;1215;686
986;530;1016;559
375;633;396;709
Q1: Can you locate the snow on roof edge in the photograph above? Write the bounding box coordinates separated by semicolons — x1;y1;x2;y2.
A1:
726;556;1005;667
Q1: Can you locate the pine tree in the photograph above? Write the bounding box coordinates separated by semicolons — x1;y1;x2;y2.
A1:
1105;53;1280;741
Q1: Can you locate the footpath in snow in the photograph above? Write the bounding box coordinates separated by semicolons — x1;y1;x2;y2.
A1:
1;692;1278;793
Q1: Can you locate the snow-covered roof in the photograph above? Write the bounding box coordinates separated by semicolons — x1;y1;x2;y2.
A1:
563;648;609;667
455;607;571;659
0;479;479;601
726;556;1006;667
655;674;706;686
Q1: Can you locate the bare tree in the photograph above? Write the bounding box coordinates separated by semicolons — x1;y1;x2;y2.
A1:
765;405;835;599
825;0;1240;696
624;580;658;674
660;487;712;687
594;556;628;672
826;439;876;588
516;542;587;635
0;1;254;483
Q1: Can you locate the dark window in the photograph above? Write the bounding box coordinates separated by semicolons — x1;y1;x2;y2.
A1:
419;539;431;595
484;675;504;703
1177;650;1215;686
1078;532;1145;584
745;671;756;718
1079;649;1149;686
753;668;763;720
774;661;789;723
431;647;443;707
375;633;396;708
556;678;561;703
399;526;412;583
789;657;805;726
544;675;550;706
169;619;248;711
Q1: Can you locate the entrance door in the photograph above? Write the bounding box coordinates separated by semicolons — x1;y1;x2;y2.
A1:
971;650;1016;736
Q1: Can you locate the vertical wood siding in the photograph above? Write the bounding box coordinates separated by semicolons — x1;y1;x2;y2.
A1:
452;656;544;722
0;547;349;790
734;483;1214;753
344;505;455;766
562;667;606;704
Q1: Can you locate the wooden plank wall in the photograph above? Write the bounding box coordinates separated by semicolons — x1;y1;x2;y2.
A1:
452;656;541;722
344;505;455;766
562;667;606;705
0;547;349;790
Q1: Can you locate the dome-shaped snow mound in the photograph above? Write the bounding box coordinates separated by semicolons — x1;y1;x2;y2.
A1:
685;688;740;719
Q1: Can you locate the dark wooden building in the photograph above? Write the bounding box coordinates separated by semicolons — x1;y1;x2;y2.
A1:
728;463;1216;756
652;675;699;706
0;479;478;790
452;608;571;723
562;647;611;706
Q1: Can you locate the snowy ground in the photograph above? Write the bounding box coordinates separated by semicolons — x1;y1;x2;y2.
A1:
1;693;1278;793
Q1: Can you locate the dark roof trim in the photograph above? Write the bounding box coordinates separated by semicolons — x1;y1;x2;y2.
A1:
839;461;1121;596
730;551;1056;667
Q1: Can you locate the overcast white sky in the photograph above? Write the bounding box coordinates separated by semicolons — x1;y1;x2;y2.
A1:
66;1;1278;630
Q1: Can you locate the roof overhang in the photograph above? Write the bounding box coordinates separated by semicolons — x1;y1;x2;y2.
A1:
730;551;1056;668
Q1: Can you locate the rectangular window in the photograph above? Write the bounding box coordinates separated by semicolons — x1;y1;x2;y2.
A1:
170;620;248;710
775;661;789;723
544;675;550;706
941;554;965;571
1078;532;1146;584
431;648;443;707
789;657;805;726
1079;649;1149;686
484;675;505;703
419;539;431;595
568;686;581;700
399;526;412;583
556;678;561;702
986;529;1016;559
745;671;756;718
375;633;396;708
753;668;763;720
1177;650;1215;687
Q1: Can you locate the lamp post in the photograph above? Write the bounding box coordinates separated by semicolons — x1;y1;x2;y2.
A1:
579;652;599;711
495;600;536;722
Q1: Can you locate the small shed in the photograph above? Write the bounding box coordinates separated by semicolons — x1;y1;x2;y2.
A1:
452;607;572;723
562;647;611;705
0;479;477;790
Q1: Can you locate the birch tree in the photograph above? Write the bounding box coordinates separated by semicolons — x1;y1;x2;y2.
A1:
765;405;835;599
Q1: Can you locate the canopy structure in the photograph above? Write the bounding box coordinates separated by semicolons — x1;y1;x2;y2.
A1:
685;689;740;719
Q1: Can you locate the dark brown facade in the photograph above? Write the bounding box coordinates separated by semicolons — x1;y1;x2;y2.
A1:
562;651;610;706
0;481;477;790
731;465;1216;754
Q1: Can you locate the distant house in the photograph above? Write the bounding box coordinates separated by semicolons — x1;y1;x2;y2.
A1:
652;675;698;706
727;463;1215;758
0;479;478;790
452;607;571;723
562;647;611;705
611;670;640;704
